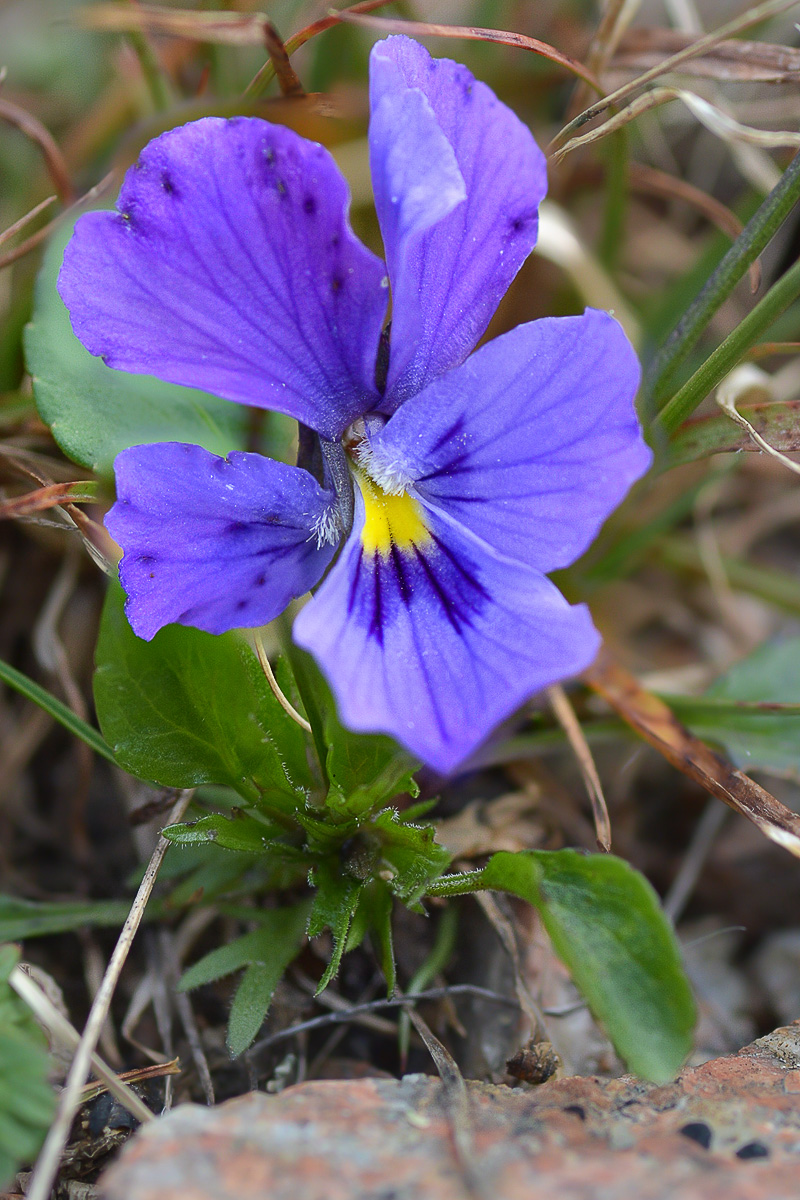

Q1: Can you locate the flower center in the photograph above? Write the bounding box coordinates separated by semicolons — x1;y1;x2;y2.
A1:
353;467;431;558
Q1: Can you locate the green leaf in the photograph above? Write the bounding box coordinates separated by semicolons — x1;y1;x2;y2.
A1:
371;810;451;908
325;725;420;817
665;401;800;469
180;897;309;976
428;849;695;1082
667;637;800;774
94;582;314;802
307;859;364;993
24;218;247;477
294;649;421;815
366;883;396;994
0;946;56;1188
0;895;132;941
178;903;309;1056
227;963;279;1057
164;811;287;854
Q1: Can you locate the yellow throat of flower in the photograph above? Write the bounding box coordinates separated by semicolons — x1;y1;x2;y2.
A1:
355;468;431;558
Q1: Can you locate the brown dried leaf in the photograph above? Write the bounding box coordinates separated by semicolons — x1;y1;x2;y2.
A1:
584;651;800;858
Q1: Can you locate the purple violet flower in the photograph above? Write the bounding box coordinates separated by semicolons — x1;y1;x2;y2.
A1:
58;36;651;773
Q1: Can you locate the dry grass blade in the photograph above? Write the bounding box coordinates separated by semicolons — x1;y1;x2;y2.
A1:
550;0;800;152
547;684;611;851
0;195;56;248
614;28;800;83
0;482;98;519
242;0;395;98
553;86;800;162
0;97;73;202
252;630;311;733
567;0;643;119
79;3;272;45
405;1008;483;1200
263;21;304;97
584;652;800;857
338;12;602;92
9;966;155;1125
0;172;114;272
26;790;194;1200
629;163;758;288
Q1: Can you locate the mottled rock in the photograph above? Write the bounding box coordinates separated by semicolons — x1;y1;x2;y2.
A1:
100;1022;800;1200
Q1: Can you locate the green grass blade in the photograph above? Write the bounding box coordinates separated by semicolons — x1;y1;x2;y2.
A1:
0;658;115;764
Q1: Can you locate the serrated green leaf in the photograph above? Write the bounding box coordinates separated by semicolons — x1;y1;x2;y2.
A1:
164;811;285;854
667;637;800;775
308;859;363;993
24;218;247;477
227;962;278;1057
179;901;310;1004
94;581;314;802
225;903;311;1055
366;883;396;994
0;946;56;1188
325;727;420;817
429;850;695;1083
371;810;450;907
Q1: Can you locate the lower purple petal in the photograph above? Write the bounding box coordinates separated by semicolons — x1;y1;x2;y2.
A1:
107;443;337;639
293;500;599;773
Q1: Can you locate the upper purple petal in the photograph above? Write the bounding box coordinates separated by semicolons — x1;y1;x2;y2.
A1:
58;118;387;440
368;36;547;410
107;442;337;640
367;310;651;573
293;496;600;773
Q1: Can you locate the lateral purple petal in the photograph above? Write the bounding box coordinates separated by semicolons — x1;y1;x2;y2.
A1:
368;36;547;409
106;443;337;640
368;310;651;573
58;118;387;440
293;502;600;773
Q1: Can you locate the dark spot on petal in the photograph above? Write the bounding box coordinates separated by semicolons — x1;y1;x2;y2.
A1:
136;554;155;565
227;520;249;535
235;599;248;611
276;179;287;197
510;208;537;236
330;233;341;249
736;1142;769;1160
264;146;276;165
161;171;176;196
563;1106;586;1121
303;194;316;215
255;574;266;587
679;1123;712;1150
332;275;343;294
